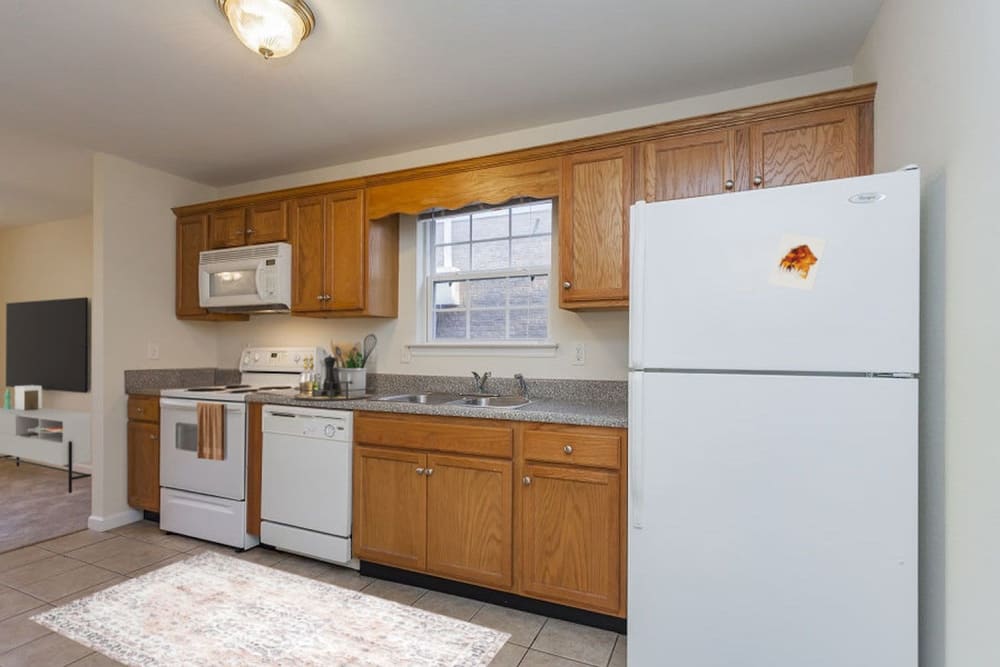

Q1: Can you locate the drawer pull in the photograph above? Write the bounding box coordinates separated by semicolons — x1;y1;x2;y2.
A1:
563;444;574;455
522;476;532;486
136;407;144;413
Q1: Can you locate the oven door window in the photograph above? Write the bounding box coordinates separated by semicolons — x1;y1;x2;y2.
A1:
175;423;199;452
207;269;257;298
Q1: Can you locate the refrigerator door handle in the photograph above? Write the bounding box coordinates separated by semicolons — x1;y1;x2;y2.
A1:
629;201;646;370
628;372;644;529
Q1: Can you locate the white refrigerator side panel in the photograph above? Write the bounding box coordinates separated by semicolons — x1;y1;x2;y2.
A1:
628;372;917;667
630;170;919;373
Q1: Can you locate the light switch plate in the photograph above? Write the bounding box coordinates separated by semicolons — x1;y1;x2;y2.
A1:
147;342;160;360
401;345;412;364
571;342;586;366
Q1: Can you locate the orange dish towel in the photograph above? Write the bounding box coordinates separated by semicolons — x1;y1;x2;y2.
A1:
196;403;226;461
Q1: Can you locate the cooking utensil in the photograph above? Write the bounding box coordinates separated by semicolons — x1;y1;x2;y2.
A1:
362;333;378;367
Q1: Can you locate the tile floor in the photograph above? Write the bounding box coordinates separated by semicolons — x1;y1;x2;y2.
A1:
0;521;626;666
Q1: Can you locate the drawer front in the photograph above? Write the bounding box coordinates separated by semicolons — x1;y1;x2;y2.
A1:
524;428;621;469
355;413;512;459
128;395;160;423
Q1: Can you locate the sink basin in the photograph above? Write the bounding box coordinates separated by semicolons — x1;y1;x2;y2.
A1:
376;392;531;409
458;395;531;409
377;392;462;405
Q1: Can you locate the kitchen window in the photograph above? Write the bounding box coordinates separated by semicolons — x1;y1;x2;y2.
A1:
421;200;552;343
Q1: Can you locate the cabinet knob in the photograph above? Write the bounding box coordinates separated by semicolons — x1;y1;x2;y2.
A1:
753;175;763;186
425;468;434;476
416;467;425;475
149;433;156;440
136;407;143;413
522;476;532;486
562;281;572;290
325;294;332;301
724;179;735;190
563;444;574;455
246;228;255;235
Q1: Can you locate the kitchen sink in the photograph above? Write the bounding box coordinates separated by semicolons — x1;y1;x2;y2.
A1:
376;392;531;409
377;392;462;405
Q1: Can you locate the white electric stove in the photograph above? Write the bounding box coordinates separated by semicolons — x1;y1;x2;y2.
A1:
159;346;326;549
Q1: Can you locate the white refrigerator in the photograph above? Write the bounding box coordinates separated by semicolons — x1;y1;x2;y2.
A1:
627;169;919;666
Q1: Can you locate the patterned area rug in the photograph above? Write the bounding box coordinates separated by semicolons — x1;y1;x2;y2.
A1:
32;551;509;666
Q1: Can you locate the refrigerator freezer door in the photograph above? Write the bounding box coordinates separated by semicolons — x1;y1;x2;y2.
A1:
628;371;917;667
629;170;919;373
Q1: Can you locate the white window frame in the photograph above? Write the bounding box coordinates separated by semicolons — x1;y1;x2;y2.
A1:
412;200;559;357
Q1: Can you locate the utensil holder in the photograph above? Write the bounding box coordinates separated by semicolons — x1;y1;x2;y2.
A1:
336;368;367;396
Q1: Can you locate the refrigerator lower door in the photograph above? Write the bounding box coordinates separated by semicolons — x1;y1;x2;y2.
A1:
628;371;917;667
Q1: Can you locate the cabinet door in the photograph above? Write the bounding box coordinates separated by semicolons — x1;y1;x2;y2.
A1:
289;196;327;312
127;421;160;512
208;207;248;249
641;129;743;201
326;190;366;311
247;200;289;244
176;214;209;318
559;146;633;308
519;463;621;614
750;106;860;189
353;446;427;571
426;454;513;589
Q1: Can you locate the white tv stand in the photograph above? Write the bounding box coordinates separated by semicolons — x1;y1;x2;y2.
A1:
0;408;91;493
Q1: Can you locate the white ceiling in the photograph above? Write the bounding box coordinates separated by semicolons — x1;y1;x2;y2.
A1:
0;0;882;225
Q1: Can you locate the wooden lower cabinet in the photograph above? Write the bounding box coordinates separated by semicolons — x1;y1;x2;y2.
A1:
352;412;626;617
426;454;512;589
353;446;428;571
126;396;160;513
519;463;621;615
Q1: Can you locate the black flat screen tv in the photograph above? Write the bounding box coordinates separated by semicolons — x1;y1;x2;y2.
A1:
6;298;89;392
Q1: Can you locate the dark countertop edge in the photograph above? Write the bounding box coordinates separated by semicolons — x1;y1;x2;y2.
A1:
247;392;627;429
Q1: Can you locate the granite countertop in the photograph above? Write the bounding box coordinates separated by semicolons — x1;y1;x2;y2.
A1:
247;392;627;429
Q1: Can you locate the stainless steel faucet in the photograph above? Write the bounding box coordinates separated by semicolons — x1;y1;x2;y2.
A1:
471;371;492;393
514;373;529;399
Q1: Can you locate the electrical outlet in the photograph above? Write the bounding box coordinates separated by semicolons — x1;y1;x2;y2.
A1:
147;342;160;360
571;342;586;366
401;345;412;364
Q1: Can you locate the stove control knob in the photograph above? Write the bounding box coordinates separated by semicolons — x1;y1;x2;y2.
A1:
253;353;260;361
294;354;301;363
324;424;336;438
243;354;251;365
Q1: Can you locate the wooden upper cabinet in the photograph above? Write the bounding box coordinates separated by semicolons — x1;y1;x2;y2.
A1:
290;189;398;317
426;454;513;589
353;446;427;571
176;214;209;318
289;196;327;312
208;207;248;249
559;145;633;310
519;462;621;615
750;106;862;189
641;129;744;201
247;200;289;244
326;191;366;311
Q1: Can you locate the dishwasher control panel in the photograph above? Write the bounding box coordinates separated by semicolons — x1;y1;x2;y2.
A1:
262;405;353;443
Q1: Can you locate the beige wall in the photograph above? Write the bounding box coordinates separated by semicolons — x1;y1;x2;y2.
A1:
90;153;219;529
854;2;998;665
214;67;855;379
0;216;92;411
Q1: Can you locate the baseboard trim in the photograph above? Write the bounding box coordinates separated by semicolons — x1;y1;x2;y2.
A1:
87;509;142;532
360;561;627;634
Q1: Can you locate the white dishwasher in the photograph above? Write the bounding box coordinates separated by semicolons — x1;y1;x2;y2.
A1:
261;405;355;567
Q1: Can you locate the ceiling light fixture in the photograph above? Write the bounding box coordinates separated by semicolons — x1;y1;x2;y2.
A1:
217;0;316;60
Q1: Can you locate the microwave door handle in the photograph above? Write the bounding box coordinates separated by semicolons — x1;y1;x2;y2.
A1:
254;261;266;299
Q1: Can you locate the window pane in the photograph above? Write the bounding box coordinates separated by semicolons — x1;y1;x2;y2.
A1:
435;215;470;244
471;209;509;240
435;244;470;273
509;309;547;339
435;311;467;339
471;240;510;270
468;278;506;308
511;202;552;236
511;235;551;268
470;310;506;339
433;280;467;309
509;276;548;307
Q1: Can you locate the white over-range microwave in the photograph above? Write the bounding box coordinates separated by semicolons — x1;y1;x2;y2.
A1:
199;242;292;312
